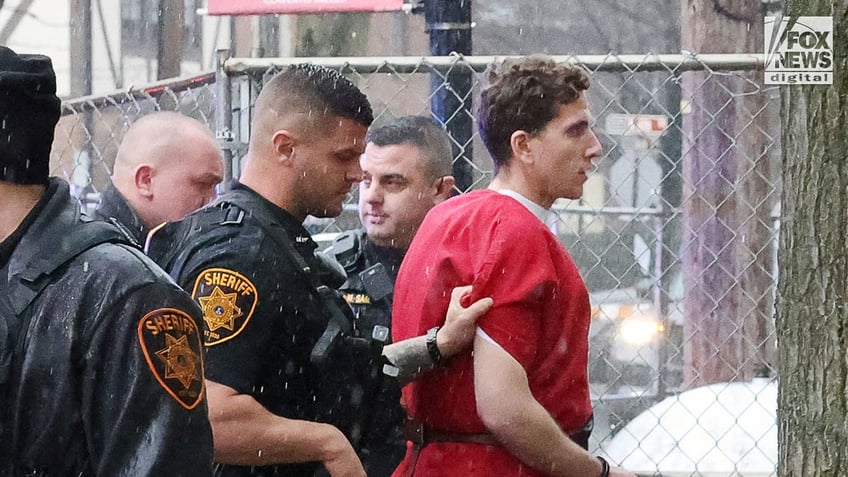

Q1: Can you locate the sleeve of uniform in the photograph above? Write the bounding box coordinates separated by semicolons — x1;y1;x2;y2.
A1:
81;280;213;477
471;211;557;370
175;245;282;394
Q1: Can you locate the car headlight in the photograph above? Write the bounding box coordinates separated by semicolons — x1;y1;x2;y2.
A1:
618;316;662;346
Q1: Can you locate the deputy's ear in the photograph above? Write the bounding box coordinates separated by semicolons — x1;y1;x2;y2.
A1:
509;130;534;166
433;175;455;203
134;164;154;198
271;130;295;163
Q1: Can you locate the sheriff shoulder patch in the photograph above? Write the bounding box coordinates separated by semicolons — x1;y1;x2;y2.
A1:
137;308;205;410
191;267;258;346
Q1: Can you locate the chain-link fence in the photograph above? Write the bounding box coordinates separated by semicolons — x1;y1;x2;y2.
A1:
51;53;780;477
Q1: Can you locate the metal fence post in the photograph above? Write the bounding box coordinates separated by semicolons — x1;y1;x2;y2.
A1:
215;49;235;190
654;81;684;400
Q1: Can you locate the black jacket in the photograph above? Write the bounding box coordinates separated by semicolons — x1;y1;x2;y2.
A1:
0;178;213;476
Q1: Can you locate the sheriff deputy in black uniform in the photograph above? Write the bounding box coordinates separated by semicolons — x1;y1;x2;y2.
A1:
93;111;224;247
330;116;455;477
147;65;492;477
0;47;213;476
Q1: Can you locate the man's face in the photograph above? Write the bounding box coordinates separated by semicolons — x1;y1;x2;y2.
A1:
529;97;602;202
149;137;224;224
359;142;444;250
294;116;368;218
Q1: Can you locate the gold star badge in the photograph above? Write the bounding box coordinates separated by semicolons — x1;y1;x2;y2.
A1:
155;333;201;389
191;268;259;346
198;286;243;332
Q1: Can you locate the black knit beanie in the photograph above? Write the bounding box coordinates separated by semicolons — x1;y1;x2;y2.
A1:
0;46;61;185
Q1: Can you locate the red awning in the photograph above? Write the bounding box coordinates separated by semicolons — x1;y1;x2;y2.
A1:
207;0;404;15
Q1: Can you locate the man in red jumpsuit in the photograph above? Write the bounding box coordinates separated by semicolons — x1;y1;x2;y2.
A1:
392;56;636;477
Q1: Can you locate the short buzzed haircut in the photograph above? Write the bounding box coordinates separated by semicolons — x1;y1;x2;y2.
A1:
477;55;590;171
366;116;453;181
256;64;374;128
114;112;216;169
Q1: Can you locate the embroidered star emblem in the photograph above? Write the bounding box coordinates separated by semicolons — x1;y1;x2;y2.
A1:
155;333;200;389
198;286;243;332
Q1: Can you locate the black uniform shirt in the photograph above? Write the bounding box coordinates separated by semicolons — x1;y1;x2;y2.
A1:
0;178;213;476
152;182;368;477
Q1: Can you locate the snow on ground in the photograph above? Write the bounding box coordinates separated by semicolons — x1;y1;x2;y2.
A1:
601;379;777;476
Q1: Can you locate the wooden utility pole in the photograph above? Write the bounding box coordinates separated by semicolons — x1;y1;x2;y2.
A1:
157;0;184;80
259;15;280;57
680;0;778;386
70;0;92;96
778;3;848;475
69;0;94;194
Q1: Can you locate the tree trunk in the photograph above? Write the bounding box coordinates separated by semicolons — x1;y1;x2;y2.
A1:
157;0;184;80
778;3;848;475
680;0;778;386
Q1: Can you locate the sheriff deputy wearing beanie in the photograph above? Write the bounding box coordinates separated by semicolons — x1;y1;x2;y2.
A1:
0;47;214;476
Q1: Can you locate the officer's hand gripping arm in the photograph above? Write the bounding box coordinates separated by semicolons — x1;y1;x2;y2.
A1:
382;285;493;385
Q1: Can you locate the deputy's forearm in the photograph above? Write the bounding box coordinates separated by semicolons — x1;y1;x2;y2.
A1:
206;380;358;467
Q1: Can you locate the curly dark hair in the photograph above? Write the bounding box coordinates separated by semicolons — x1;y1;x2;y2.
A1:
257;63;374;128
477;55;590;171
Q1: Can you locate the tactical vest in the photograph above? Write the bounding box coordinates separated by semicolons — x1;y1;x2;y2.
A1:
331;229;395;346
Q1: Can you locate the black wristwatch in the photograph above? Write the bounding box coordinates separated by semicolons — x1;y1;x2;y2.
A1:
426;326;443;364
